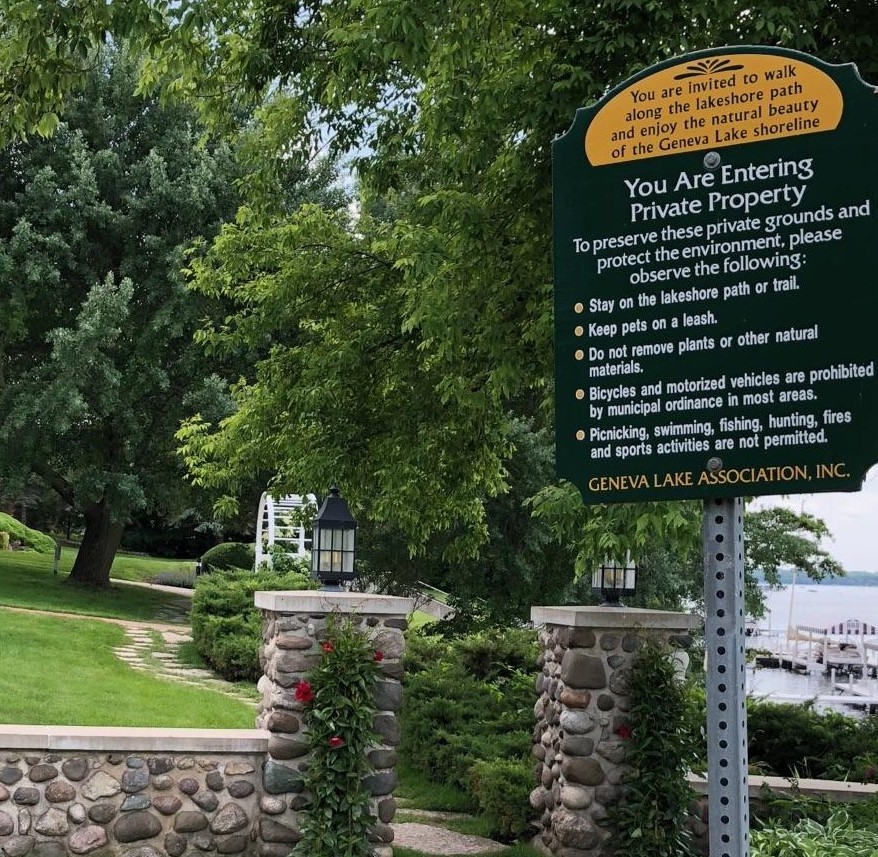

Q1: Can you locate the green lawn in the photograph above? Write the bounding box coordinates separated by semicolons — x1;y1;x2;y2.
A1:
0;549;191;622
0;608;255;727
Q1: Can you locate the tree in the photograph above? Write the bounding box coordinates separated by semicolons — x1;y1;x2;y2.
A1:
744;505;844;613
626;504;843;617
0;47;240;586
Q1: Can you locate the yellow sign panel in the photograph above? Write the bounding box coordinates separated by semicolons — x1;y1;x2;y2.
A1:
585;54;844;165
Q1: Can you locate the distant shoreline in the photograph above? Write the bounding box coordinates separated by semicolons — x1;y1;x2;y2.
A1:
757;569;878;587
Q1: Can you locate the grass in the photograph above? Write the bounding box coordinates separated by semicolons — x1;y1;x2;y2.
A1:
0;608;255;727
396;759;476;813
106;549;194;583
0;549;191;623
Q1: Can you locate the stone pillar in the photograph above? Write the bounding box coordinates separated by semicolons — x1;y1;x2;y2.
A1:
254;591;414;857
529;606;700;856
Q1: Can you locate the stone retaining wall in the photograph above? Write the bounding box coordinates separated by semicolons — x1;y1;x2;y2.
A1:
0;729;271;857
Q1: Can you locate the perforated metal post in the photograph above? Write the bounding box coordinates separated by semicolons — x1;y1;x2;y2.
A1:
703;497;750;857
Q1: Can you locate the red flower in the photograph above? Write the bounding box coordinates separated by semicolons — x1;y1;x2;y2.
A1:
294;680;314;703
321;641;334;653
328;736;345;749
373;650;384;662
615;724;633;740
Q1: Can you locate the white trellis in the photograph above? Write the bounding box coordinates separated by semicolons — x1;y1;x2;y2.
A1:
255;492;317;568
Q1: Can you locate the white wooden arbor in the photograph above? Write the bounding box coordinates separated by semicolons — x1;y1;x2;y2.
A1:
255;493;317;568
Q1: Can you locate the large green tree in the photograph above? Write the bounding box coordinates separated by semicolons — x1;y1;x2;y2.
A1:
0;47;239;586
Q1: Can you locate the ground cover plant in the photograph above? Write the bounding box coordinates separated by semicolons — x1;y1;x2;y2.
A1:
751;810;878;856
0;609;254;727
0;550;193;622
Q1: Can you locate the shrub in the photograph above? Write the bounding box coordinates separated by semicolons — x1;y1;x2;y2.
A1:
468;757;535;841
754;787;878;830
200;541;255;574
259;544;310;576
400;627;537;840
746;701;878;781
446;627;539;682
0;512;55;553
191;567;311;681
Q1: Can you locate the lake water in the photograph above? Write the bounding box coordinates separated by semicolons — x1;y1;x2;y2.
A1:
746;583;878;715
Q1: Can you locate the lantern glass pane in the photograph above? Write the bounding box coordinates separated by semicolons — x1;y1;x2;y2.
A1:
625;567;636;590
342;551;354;573
343;529;355;551
319;527;332;549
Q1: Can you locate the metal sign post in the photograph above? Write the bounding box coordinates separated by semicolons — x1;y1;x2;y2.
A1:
703;496;749;857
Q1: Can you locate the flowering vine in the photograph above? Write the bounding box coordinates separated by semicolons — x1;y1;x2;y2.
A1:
291;615;383;857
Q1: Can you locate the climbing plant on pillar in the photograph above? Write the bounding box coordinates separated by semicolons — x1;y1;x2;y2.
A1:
292;616;383;857
608;638;700;857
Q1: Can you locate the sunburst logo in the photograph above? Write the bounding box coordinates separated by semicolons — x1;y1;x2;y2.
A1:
673;57;745;80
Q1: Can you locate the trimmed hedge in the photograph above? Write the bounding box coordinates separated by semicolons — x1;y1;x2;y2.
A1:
0;512;55;553
200;541;255;574
191;567;311;681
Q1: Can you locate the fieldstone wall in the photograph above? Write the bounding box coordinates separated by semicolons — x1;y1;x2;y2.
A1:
529;606;700;857
254;591;414;857
0;734;270;857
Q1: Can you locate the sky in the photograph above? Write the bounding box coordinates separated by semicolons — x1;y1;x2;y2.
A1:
752;465;878;573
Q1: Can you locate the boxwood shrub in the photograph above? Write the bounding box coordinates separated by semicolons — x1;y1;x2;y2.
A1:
200;541;256;574
191;567;311;681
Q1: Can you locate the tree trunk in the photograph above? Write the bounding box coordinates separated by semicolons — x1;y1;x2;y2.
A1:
67;501;124;588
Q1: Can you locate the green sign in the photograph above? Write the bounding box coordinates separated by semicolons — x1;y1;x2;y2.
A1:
554;46;878;504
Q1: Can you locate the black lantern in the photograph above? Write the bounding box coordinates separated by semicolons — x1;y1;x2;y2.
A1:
310;486;357;587
591;553;636;607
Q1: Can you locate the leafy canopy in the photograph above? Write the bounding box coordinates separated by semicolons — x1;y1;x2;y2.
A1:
1;0;869;578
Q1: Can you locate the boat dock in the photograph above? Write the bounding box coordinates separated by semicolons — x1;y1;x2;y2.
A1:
747;617;878;712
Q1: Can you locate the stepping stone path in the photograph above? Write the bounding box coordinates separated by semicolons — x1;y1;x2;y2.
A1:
111;623;257;706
